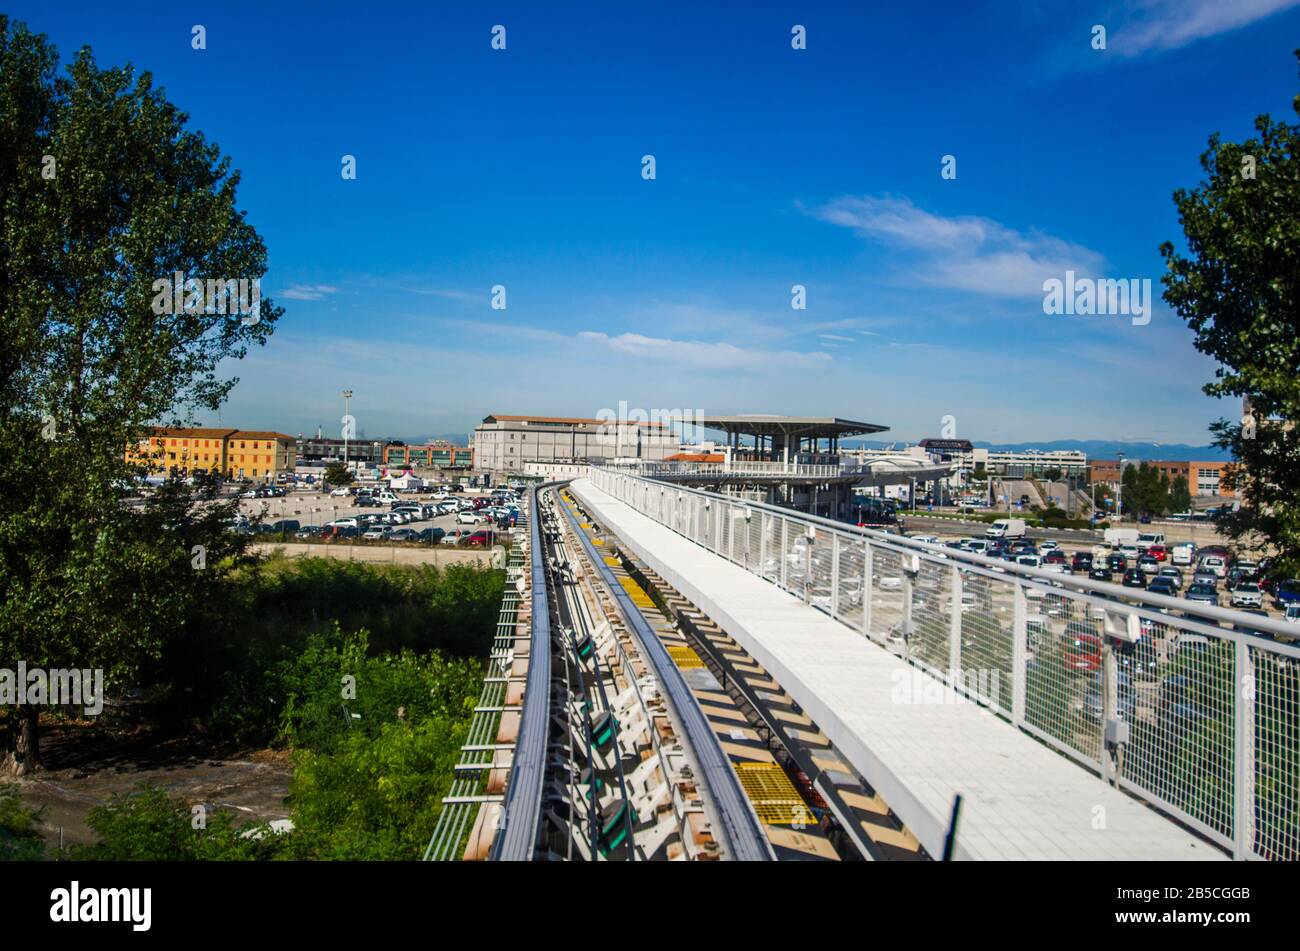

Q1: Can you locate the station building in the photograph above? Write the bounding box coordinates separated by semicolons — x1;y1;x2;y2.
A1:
473;414;678;473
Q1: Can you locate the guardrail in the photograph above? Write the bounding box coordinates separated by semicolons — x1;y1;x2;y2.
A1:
590;467;1300;861
489;481;558;861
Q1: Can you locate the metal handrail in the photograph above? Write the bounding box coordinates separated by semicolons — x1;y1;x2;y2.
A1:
589;466;1300;861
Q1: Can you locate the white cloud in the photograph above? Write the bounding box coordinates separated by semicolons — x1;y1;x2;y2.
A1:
818;333;854;342
577;331;832;370
813;195;1106;299
279;284;338;301
1113;0;1300;56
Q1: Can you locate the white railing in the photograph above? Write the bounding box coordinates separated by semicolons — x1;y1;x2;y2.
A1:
589;467;1300;861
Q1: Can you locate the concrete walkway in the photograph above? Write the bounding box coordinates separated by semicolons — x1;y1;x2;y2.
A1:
570;478;1224;861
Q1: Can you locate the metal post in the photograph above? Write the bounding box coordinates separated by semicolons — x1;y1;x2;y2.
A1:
830;533;840;618
1011;582;1027;725
862;541;873;640
948;565;962;687
1234;637;1256;859
780;519;788;591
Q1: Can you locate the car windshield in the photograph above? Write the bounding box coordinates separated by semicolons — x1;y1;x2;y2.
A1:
1189;585;1214;594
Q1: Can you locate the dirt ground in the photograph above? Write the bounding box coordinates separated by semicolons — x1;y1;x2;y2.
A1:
7;717;293;850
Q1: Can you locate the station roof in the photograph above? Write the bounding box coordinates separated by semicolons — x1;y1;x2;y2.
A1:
699;415;889;439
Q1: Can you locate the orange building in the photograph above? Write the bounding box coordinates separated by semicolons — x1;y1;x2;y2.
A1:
128;427;296;482
1087;458;1235;498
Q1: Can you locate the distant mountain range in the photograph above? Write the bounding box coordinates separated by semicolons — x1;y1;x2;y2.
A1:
844;439;1232;462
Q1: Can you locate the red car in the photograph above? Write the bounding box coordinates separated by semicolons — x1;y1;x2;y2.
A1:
1043;550;1067;565
1064;633;1102;674
460;530;496;548
1147;545;1168;562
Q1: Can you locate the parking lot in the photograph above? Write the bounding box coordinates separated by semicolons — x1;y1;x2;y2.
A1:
231;485;519;548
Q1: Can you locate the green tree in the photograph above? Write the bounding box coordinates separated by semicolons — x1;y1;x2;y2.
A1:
322;461;354;488
1170;475;1193;514
1161;50;1300;571
0;18;281;772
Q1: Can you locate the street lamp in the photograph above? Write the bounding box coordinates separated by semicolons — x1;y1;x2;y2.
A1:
1116;452;1126;521
342;389;353;474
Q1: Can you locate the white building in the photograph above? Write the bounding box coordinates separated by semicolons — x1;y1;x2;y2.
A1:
474;414;677;473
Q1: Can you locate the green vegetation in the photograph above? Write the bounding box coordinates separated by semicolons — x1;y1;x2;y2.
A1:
0;785;45;861
322;462;354;488
12;556;505;861
1161;50;1300;571
0;16;280;772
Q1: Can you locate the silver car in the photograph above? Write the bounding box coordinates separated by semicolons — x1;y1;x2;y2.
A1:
1230;582;1263;609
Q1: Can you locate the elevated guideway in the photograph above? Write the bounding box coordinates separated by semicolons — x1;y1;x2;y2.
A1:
569;477;1230;861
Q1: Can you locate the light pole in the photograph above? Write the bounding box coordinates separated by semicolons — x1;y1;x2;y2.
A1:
1116;453;1126;521
342;389;353;475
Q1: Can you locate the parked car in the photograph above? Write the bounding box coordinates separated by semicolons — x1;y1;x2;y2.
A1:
1230;581;1264;609
456;511;484;525
362;526;388;540
1089;564;1112;581
1198;555;1228;579
1137;553;1161;576
329;487;350;497
1071;552;1093;573
1273;578;1300;609
1185;583;1219;607
1191;569;1219;589
1156;567;1183;591
1083;671;1136;722
388;528;420;542
1064;633;1102;674
441;529;472;545
1107;553;1127;573
1122;568;1146;588
1146;577;1177;598
416;527;446;544
294;525;323;539
460;530;496;548
268;519;300;534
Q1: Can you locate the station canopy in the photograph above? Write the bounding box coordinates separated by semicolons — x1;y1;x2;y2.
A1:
698;415;889;442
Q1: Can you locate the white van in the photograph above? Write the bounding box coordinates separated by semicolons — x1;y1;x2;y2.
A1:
1198;555;1228;578
1171;543;1196;566
1137;531;1166;550
986;518;1026;539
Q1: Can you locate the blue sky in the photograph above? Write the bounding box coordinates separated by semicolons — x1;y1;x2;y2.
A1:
15;0;1300;445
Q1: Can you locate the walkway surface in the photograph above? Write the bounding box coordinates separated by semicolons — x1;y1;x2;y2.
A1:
570;478;1224;861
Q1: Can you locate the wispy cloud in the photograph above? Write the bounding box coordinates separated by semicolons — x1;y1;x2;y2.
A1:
818;333;854;343
577;331;832;370
392;285;479;302
812;195;1105;299
279;283;338;301
1111;0;1300;56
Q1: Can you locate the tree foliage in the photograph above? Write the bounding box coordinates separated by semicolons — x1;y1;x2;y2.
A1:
0;18;281;769
1161;50;1300;569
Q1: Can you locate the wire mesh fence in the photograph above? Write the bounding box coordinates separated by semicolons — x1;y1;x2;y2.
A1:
591;467;1300;860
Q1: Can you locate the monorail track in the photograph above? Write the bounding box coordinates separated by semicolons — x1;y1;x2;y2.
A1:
433;481;920;861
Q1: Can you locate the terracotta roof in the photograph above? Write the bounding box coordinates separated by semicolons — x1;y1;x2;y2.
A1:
149;426;237;438
148;426;294;441
666;452;725;463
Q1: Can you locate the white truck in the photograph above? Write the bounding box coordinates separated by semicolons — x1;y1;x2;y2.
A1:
1171;542;1196;566
1137;531;1166;550
985;518;1026;539
1104;527;1140;549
